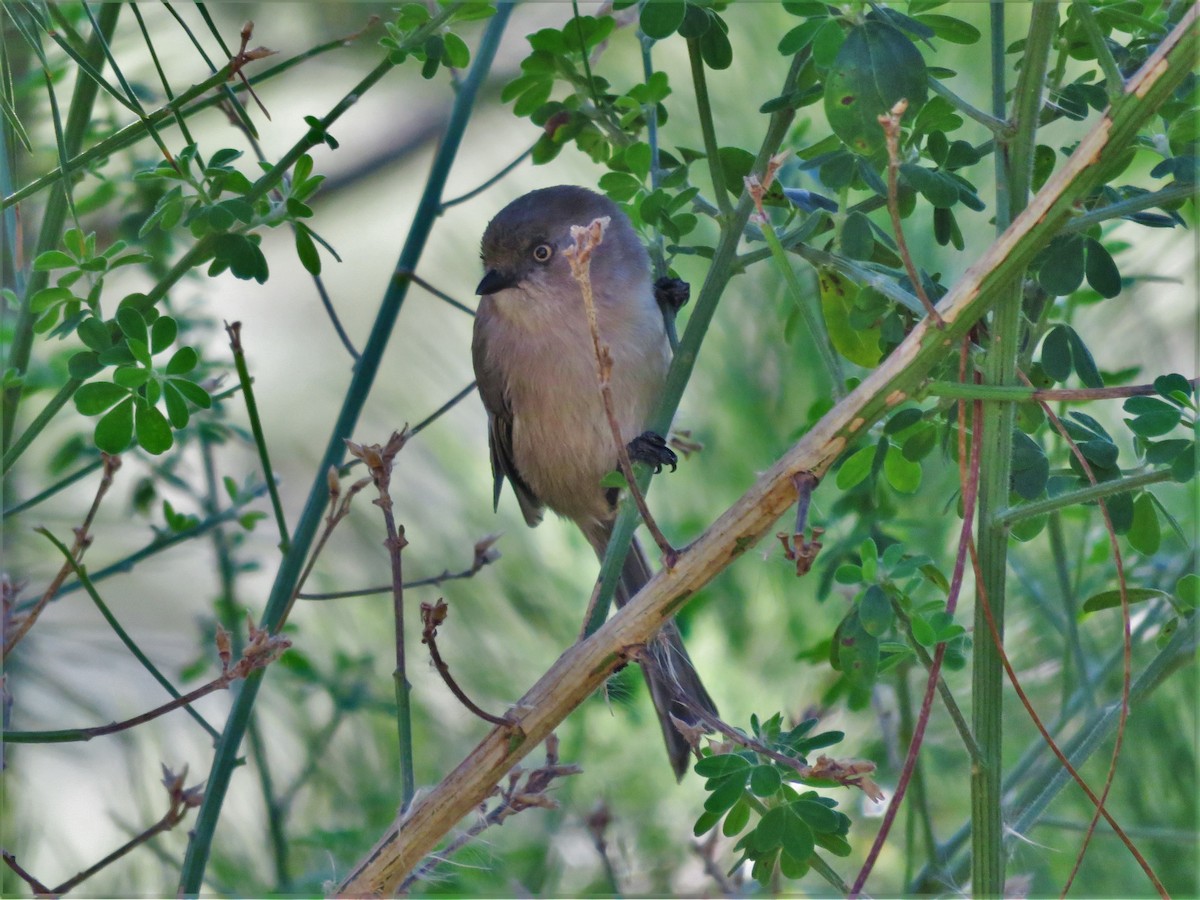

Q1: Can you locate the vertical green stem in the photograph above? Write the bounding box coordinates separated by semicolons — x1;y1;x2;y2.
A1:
201;438;291;890
973;4;1059;895
687;38;731;217
177;8;512;892
2;3;120;451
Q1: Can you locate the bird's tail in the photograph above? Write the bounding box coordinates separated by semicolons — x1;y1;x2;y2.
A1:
586;523;718;780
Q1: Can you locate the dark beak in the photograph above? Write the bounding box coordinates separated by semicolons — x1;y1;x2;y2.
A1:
476;268;517;295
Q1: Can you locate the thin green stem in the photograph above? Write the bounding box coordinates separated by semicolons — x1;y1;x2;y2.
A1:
1063;182;1195;231
687;38;731;218
1071;0;1125;101
895;665;940;886
226;323;290;553
2;457;101;518
996;467;1173;525
35;528;221;741
2;3;119;451
927;77;1010;136
29;485;270;607
178;9;513;892
973;5;1059;894
757;216;845;399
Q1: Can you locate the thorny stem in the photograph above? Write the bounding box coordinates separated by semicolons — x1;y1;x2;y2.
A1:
564;218;678;566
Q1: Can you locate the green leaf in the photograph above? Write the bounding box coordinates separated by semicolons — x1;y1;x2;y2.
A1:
94;397;135;453
170;378;212;408
678;4;711;39
1175;573;1199;610
639;0;685;39
442;31;470;68
909;613;936;646
1010;430;1049;500
883;446;922;493
75;381;129;415
824;21;928;155
150;316;178;355
68;351;103;380
723;798;752;837
693;809;721;836
704;774;749;815
1084;238;1122;298
840;211;874;260
1126;492;1161;555
117;306;148;345
77;316;112;351
859;585;894;636
1040;325;1072;382
834;609;879;687
165;346;200;376
913;13;981;44
749;805;787;853
1154;373;1192;402
818;269;883;368
698;17;733;69
836;444;876;490
749;765;783;797
135;401;173;454
695;753;751;778
716;146;755;199
1123;396;1182;437
33;250;77;270
1037;235;1085;296
779;849;810;880
162;381;191;429
1081;587;1170;615
780;811;815;865
295;225;321;276
1065;327;1103;389
792;798;842;833
112;365;150;389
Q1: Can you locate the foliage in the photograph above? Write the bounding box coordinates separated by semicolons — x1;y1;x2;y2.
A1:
1;1;1195;897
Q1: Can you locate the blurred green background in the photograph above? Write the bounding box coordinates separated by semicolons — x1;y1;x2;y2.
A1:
2;2;1195;896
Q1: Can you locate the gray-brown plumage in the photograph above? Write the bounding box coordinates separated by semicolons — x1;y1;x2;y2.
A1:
472;185;716;779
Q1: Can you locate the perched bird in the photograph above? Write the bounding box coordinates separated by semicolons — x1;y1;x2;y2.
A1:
472;185;717;778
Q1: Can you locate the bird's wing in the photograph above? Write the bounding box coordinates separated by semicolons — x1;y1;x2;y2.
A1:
472;309;544;527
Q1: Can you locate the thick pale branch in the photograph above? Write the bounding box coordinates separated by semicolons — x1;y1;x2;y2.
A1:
336;10;1197;893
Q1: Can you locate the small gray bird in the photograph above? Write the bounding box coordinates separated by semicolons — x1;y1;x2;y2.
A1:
472;185;717;779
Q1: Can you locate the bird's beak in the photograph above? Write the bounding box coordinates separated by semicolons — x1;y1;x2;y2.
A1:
476;268;517;295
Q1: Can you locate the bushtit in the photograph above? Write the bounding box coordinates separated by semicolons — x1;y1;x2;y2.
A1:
472;185;717;779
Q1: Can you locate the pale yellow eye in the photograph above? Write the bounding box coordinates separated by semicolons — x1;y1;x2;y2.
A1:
532;243;553;263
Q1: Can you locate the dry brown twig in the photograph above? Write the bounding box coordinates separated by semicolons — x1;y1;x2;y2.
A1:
879;99;944;326
563;218;678;567
4;453;122;658
3;764;204;896
297;534;501;600
420;598;511;727
396;735;582;893
776;471;823;576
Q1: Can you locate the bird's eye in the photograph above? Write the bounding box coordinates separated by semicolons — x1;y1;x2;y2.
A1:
532;243;553;263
